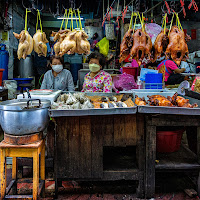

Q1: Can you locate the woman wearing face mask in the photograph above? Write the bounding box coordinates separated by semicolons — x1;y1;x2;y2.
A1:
82;52;112;93
40;55;74;91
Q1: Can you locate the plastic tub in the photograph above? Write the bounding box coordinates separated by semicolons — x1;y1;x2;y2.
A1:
145;73;163;83
0;69;5;86
156;129;184;153
145;73;163;89
13;78;33;90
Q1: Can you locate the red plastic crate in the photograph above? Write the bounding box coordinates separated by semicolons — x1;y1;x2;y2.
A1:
156;129;184;153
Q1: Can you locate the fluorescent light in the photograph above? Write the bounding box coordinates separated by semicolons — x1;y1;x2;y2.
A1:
57;17;83;20
75;28;84;30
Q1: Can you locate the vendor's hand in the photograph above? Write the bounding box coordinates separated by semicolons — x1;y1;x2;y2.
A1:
181;68;186;72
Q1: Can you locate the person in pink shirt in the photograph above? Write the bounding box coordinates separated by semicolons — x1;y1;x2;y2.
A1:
157;59;186;85
82;52;112;93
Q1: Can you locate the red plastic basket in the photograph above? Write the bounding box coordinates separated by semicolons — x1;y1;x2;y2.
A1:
122;67;138;80
156;129;184;153
0;69;5;86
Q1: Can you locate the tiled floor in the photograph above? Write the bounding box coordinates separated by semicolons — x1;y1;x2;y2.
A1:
3;168;200;200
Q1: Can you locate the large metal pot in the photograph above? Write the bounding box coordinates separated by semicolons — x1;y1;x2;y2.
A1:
0;99;51;135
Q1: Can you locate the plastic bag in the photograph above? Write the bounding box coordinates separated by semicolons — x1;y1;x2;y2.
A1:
96;37;109;57
145;23;162;44
3;80;17;99
193;76;200;93
113;73;137;91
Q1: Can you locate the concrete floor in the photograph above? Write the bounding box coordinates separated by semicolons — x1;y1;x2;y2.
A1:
3;168;200;200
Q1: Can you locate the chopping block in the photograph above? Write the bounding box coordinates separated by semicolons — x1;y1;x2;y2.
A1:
0;139;45;200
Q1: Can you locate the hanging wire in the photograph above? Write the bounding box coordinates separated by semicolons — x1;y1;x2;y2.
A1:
22;0;44;11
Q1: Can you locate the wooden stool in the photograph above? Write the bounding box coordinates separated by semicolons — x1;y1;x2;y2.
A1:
0;139;45;200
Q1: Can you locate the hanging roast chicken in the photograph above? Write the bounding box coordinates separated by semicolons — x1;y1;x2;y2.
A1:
119;29;133;63
151;29;169;63
59;30;77;56
52;29;71;57
130;29;152;66
13;30;33;60
33;30;49;57
165;26;190;66
75;30;90;54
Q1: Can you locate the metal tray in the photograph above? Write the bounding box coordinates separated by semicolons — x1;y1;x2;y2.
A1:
49;92;137;117
133;90;176;101
137;96;200;115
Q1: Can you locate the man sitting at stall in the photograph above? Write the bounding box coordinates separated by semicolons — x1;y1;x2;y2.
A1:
82;52;112;93
157;59;186;85
41;55;74;91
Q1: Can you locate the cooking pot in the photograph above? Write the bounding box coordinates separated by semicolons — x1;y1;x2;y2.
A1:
0;99;51;135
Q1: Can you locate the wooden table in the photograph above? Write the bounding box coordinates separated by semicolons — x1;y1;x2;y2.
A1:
145;114;200;198
53;114;145;198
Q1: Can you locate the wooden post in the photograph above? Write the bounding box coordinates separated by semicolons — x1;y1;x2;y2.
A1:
40;141;45;180
145;124;156;198
136;114;145;198
0;149;6;199
12;157;17;194
33;150;39;200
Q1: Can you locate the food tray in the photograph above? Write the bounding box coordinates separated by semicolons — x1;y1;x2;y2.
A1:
137;96;200;115
49;92;137;117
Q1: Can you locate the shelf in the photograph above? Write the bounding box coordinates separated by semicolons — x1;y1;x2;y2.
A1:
156;145;200;170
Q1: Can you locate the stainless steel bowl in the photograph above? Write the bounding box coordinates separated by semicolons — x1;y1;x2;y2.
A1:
0;99;51;135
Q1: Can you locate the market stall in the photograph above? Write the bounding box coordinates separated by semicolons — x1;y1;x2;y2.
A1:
49;92;145;198
1;0;200;199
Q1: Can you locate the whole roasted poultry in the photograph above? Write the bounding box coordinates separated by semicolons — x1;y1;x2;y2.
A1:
130;29;152;66
165;26;190;66
59;30;77;56
135;95;147;106
119;29;133;63
33;30;49;57
147;95;173;107
13;30;33;60
151;29;169;63
52;29;70;57
75;30;90;54
171;93;198;108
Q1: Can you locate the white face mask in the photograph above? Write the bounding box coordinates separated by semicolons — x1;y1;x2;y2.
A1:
52;65;63;73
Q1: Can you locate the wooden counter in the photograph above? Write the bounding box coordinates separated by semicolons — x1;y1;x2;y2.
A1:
53;114;145;198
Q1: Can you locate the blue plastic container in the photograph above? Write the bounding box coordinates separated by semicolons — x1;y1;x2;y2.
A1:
0;44;9;81
145;73;163;89
13;78;33;90
70;64;82;83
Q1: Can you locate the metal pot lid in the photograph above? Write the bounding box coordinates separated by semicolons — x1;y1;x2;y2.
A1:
0;99;51;111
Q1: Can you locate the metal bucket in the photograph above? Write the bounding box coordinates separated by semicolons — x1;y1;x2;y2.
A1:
18;55;34;78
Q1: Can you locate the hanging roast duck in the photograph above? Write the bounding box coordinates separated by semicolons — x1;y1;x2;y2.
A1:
33;30;49;57
130;29;152;66
165;26;190;66
13;30;33;60
151;29;169;63
119;29;134;63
